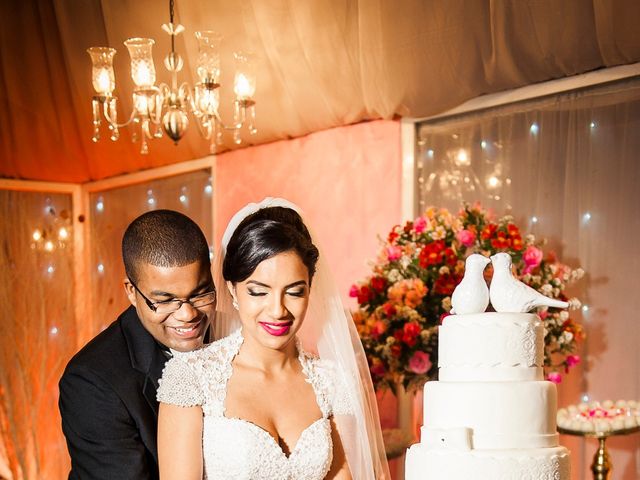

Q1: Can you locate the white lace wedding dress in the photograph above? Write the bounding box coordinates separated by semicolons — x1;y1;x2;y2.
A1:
157;329;352;480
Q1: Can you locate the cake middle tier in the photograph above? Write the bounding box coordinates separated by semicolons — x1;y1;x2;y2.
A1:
424;380;559;449
439;312;544;382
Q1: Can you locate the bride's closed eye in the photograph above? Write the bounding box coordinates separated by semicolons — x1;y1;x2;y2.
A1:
287;288;307;297
247;288;306;297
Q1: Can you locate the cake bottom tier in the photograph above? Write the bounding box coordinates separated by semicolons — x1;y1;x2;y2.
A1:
405;444;570;480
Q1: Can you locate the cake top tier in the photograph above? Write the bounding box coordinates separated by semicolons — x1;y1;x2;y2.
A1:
439;312;544;382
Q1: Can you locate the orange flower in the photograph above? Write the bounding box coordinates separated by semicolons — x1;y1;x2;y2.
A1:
388;284;406;304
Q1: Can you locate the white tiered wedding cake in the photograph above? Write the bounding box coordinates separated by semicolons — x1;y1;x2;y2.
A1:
405;254;570;479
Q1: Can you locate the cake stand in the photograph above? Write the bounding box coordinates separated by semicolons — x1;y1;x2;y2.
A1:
558;425;640;480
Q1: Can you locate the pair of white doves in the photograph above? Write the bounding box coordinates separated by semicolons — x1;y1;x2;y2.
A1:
450;253;569;315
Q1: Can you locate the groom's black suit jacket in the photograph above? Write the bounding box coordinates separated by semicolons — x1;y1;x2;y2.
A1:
59;306;168;480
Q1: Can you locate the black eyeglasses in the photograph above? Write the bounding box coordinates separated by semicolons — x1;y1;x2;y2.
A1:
128;279;216;314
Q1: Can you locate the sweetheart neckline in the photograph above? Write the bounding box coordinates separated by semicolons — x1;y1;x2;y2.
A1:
216;415;328;459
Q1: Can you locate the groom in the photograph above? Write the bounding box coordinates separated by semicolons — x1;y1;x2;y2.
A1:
59;210;216;479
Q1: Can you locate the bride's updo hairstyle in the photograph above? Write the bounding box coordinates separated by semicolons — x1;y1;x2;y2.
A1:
223;206;320;285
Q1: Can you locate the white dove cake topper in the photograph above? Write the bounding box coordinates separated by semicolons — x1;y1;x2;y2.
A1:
449;252;569;314
489;252;569;313
450;254;490;314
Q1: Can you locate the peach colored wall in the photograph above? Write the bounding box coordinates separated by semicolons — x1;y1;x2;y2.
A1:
213;119;402;305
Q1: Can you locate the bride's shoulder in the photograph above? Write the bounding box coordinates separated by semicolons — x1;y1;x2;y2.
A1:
171;329;242;370
297;347;355;416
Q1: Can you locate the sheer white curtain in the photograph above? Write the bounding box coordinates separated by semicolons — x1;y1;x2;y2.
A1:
415;78;640;480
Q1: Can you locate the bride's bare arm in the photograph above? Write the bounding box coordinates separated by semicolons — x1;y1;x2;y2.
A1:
158;402;203;480
325;416;353;480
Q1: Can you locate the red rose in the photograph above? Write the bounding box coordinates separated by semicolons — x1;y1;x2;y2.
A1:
371;276;387;293
419;240;445;267
434;273;460;295
507;223;520;237
511;234;523;251
388;225;401;243
356;285;372;304
382;302;397;318
480;223;497;240
443;247;457;266
491;231;510;249
390;344;403;358
402;322;421;347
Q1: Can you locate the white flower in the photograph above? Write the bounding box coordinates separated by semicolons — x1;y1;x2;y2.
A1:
400;255;411;269
563;331;574;343
438;265;450;275
388;269;403;283
431;226;447;240
541;284;553;296
568;298;582;309
441;296;452;311
559;311;569;321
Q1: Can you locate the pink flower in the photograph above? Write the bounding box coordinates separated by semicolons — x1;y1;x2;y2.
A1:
547;372;562;384
523;245;543;273
386;245;403;261
408;351;432;374
414;217;427;234
566;355;581;368
349;284;359;298
456;229;476;247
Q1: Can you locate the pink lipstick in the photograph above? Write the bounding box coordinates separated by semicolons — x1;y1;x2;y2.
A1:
259;321;292;337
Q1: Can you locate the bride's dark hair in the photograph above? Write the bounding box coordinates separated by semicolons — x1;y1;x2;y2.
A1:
223;206;319;284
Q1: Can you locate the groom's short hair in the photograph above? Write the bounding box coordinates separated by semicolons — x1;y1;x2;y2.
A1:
122;209;210;283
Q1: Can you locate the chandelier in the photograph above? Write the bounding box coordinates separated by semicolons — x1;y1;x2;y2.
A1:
87;0;257;154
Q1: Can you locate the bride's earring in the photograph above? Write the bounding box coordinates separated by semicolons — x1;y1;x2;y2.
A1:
232;297;239;310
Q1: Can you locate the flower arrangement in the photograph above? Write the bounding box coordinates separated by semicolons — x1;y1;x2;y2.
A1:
351;203;585;393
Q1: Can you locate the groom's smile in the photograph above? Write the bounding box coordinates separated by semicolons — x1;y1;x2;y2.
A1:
125;260;215;352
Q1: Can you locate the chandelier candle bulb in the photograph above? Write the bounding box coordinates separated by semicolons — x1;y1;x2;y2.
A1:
124;38;156;88
234;73;254;100
87;47;116;95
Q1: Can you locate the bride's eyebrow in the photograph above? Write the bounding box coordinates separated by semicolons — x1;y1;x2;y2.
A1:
246;280;307;289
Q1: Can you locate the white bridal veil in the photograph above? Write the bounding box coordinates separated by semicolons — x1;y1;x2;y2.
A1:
214;198;390;480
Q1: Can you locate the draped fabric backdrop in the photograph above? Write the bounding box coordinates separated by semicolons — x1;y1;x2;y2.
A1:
1;0;640;182
415;78;640;479
0;191;76;479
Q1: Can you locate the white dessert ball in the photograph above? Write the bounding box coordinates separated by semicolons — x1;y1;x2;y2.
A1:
615;400;627;409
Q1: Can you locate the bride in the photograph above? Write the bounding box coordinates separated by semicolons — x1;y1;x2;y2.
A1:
157;198;389;479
